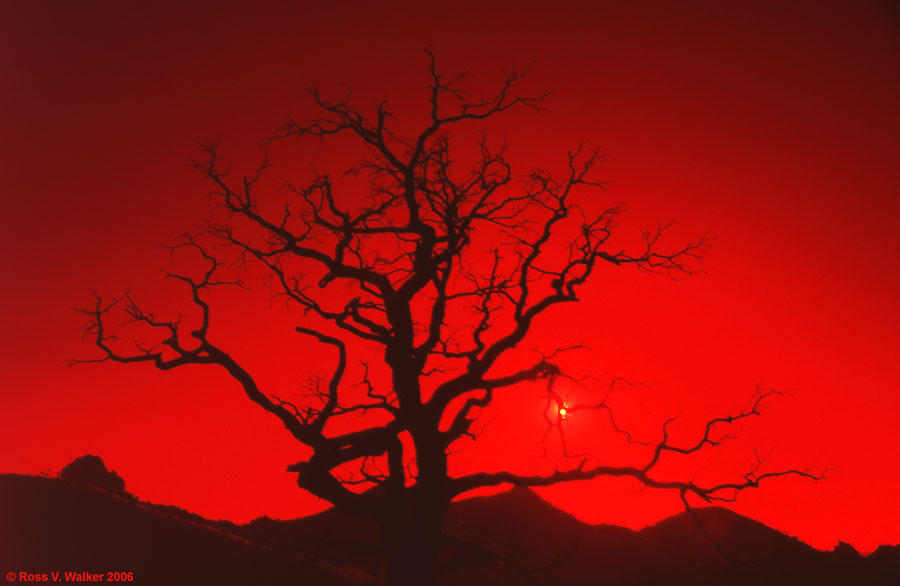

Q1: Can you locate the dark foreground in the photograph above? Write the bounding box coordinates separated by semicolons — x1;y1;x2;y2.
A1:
1;466;897;585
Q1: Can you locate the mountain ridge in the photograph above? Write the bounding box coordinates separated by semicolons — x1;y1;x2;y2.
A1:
2;469;898;585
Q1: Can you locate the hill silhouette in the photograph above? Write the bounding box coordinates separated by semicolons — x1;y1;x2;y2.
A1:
0;471;360;585
1;457;897;585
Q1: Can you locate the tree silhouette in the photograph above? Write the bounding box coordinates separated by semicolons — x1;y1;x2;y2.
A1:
74;53;818;586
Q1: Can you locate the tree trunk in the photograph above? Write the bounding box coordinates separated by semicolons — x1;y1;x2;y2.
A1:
377;402;450;585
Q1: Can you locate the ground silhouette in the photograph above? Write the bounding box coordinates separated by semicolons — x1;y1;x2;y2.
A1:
1;457;896;585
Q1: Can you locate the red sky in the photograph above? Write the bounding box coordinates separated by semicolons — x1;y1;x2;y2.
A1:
2;0;899;554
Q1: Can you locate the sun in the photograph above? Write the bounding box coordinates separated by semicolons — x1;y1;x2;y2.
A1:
558;406;568;420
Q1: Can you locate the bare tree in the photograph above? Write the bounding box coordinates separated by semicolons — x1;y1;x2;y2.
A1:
73;52;818;586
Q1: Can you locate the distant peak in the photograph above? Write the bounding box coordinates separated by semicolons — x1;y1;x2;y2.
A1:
832;541;863;558
504;485;543;499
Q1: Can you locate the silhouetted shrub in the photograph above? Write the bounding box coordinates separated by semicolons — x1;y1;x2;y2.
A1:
60;454;126;493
